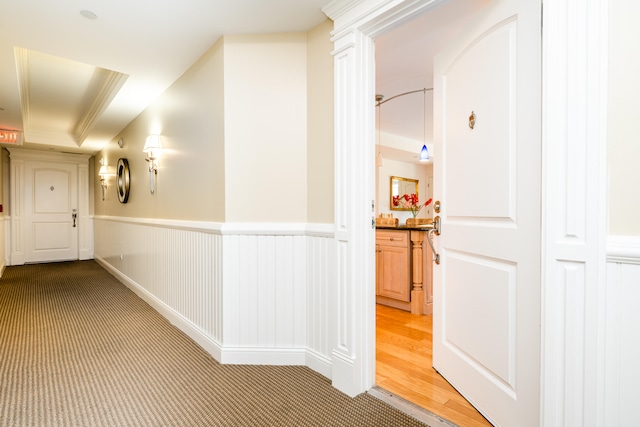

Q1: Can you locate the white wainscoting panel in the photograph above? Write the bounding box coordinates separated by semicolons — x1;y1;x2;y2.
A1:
219;223;335;372
94;216;224;359
305;229;335;377
0;216;6;277
221;233;307;362
605;237;640;426
94;217;335;376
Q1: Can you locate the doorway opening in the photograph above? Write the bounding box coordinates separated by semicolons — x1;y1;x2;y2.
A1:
373;1;491;425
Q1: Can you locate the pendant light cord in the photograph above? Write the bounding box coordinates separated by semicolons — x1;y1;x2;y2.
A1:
375;88;432;162
376;88;432;107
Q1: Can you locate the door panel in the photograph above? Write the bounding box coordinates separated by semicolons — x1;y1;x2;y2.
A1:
34;170;71;213
445;19;516;220
432;0;541;425
445;251;516;390
25;162;78;263
33;222;72;250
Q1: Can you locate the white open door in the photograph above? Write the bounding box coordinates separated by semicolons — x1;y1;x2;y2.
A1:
432;0;541;425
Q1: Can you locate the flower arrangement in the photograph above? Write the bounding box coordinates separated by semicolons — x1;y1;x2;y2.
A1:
392;193;433;218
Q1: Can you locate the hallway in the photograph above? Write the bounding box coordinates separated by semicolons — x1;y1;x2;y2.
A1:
0;261;427;426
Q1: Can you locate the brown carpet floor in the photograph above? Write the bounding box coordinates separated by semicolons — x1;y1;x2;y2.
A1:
0;260;428;426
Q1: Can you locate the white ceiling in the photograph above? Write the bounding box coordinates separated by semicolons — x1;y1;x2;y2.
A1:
0;0;327;154
0;0;487;157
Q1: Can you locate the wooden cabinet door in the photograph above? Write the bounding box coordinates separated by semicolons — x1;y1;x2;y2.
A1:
376;230;410;302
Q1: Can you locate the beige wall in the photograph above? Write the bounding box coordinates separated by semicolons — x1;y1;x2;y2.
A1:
95;39;226;221
307;19;334;224
223;33;308;223
94;22;334;225
608;0;640;235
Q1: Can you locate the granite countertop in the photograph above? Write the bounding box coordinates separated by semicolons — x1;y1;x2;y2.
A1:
376;224;434;231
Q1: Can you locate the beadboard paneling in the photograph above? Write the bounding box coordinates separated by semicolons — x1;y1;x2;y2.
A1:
94;217;335;376
605;239;640;426
221;234;307;350
94;216;224;359
305;233;335;377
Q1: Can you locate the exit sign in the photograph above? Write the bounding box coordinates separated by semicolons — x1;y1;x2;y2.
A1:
0;129;22;145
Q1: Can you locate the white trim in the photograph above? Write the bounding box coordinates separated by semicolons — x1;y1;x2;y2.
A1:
6;147;91;163
607;235;640;264
221;222;308;235
305;348;333;378
4;216;10;268
94;215;222;233
94;215;335;238
305;223;335;238
540;0;609;425
326;0;610;424
95;255;223;361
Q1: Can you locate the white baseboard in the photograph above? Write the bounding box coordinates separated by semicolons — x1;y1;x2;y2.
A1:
305;348;333;378
95;256;223;362
220;347;307;365
94;255;332;372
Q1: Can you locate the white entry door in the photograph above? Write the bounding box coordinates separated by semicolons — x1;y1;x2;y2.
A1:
432;0;541;425
24;161;79;263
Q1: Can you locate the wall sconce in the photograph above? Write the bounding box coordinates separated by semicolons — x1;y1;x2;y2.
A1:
143;134;162;194
98;159;113;201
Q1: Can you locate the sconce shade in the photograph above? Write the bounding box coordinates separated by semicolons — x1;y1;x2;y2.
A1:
98;165;108;177
420;144;430;161
143;134;162;159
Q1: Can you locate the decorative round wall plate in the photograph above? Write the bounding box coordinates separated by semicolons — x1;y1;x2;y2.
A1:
116;158;130;203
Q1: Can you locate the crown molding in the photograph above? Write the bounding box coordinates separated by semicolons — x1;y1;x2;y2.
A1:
73;69;128;146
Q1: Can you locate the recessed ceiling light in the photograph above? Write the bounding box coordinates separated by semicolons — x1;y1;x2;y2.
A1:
80;10;97;20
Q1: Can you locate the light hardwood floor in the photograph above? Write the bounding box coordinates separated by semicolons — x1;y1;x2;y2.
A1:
376;304;492;427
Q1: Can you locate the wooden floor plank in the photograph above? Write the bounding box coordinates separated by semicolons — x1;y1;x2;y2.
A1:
376;304;492;427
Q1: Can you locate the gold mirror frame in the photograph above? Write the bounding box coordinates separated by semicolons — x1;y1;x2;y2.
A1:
390;176;419;211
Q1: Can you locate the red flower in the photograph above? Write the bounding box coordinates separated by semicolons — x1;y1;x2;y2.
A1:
393;194;432;217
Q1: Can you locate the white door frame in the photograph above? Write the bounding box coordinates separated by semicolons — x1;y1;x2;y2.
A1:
322;0;609;423
7;148;93;265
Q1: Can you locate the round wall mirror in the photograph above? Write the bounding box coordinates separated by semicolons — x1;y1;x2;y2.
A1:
116;158;130;203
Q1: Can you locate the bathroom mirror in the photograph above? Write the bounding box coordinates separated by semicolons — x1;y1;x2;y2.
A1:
390;176;418;211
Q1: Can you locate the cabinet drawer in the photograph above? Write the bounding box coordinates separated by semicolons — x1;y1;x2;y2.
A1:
376;230;409;247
